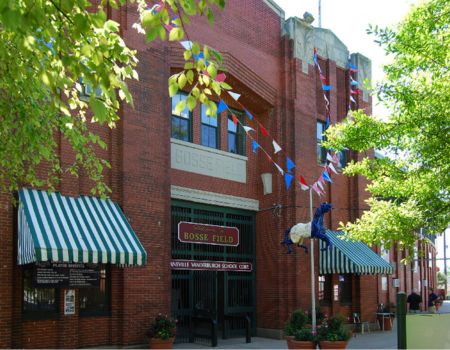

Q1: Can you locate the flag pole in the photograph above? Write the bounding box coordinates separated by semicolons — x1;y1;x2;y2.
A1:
310;188;316;333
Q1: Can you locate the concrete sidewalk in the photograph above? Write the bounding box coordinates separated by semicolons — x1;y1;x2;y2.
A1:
173;326;397;349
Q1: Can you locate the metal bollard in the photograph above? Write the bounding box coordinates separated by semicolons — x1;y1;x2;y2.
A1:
397;292;407;349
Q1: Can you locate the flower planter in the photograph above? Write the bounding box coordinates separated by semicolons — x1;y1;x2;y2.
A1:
319;340;348;349
149;337;174;349
286;336;316;349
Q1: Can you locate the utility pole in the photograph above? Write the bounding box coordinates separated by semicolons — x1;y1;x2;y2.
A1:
318;0;322;28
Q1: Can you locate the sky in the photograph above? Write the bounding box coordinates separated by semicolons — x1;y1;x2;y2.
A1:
274;0;422;117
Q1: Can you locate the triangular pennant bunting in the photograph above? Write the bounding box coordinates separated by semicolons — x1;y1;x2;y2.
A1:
299;176;309;191
312;183;323;196
274;163;285;175
327;153;334;163
252;140;260;153
231;114;238;126
332;153;339;164
328;162;339;174
260;124;269;136
317;179;324;191
272;141;282;154
245;109;253;120
243;126;255;133
322;170;333;183
322;84;334;91
217;99;228;114
286;157;295;173
284;173;294;190
228;91;241;101
350;96;356;103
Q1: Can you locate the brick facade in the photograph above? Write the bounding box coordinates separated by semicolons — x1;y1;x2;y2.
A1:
0;0;436;348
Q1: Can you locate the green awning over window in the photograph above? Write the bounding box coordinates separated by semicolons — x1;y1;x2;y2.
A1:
319;230;393;275
18;189;147;266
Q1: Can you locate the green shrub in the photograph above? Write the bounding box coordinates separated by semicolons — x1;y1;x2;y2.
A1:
284;309;308;336
294;328;316;341
317;314;351;342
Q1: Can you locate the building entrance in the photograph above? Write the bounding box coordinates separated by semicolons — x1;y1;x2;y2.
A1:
171;200;256;343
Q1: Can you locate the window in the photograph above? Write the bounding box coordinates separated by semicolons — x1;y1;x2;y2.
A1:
171;93;192;142
318;275;332;305
227;110;245;155
79;266;110;316
23;266;58;318
201;104;219;149
338;149;348;168
317;121;327;164
79;77;101;97
339;274;352;304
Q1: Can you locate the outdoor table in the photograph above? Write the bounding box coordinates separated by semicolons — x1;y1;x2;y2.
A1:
376;312;393;331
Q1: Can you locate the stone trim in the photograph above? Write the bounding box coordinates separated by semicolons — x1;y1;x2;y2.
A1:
171;186;259;211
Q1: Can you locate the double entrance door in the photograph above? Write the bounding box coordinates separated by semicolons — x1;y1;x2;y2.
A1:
171;201;256;343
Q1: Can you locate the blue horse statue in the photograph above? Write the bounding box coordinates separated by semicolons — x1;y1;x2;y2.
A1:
281;202;333;253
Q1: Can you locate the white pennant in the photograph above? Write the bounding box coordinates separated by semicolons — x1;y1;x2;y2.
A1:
274;163;284;175
180;41;193;50
317;180;324;191
328;162;339;174
327;153;334;163
272;141;282;154
228;91;241;101
350;96;356;103
243;126;255;133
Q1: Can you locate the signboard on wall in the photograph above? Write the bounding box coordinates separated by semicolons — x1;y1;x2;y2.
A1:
170;259;252;272
64;289;75;315
33;262;100;288
178;222;239;246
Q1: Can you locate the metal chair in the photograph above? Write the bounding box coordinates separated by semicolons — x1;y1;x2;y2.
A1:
352;313;370;335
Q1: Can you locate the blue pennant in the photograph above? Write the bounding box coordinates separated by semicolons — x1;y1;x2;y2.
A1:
252;140;260;153
351;80;359;86
217;99;228;114
245;109;253;120
284;173;294;190
322;84;334;91
349;63;357;70
322;170;333;183
286;157;295;173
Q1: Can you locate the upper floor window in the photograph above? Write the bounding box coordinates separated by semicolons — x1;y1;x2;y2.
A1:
317;121;327;164
201;104;219;149
227;111;245;156
171;93;192;142
338;149;348;168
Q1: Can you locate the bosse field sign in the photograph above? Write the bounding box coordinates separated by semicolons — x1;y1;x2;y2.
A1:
178;221;239;247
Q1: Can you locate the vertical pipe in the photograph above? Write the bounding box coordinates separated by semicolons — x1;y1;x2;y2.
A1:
310;189;316;333
397;292;407;349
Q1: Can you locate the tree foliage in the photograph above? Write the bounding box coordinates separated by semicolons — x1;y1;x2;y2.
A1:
325;0;450;253
0;0;226;195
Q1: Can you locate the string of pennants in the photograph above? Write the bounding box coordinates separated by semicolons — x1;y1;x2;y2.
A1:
177;39;359;196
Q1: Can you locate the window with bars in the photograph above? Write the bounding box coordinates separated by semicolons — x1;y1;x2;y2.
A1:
227;110;245;155
79;266;111;316
23;266;58;318
317;121;327;164
201;104;219;149
171;93;192;142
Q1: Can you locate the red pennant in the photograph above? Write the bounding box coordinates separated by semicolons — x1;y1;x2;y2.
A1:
231;114;238;126
216;73;226;82
260;124;269;136
320;74;327;84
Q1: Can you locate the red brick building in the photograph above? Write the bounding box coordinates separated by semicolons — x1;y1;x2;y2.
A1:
0;0;436;348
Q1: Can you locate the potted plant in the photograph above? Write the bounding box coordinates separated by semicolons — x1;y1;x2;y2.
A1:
284;309;316;349
147;314;177;349
317;314;352;349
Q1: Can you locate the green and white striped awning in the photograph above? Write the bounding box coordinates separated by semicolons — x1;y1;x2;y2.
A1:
18;189;147;266
319;230;393;275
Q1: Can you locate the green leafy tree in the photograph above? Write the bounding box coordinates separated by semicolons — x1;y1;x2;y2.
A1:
325;0;449;253
0;0;227;195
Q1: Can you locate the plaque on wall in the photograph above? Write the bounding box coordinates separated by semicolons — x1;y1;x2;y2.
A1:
33;262;100;288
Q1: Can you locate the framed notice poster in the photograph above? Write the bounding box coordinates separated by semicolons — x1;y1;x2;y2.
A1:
64;289;75;315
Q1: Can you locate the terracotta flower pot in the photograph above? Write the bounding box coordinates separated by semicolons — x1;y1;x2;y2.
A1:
319;340;348;349
288;338;316;349
149;337;174;349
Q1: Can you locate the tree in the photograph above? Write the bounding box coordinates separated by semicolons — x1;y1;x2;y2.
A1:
325;0;449;253
0;0;227;195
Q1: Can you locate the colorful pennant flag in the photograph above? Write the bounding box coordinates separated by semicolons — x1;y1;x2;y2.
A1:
285;173;294;190
180;41;193;50
274;163;284;175
332;153;339;164
245;109;253;120
228;91;241;101
350;79;359;86
322;84;334;91
299;176;309;191
216;73;226;82
317;179;325;191
327;153;334;163
252;140;260;153
322;170;333;183
328;162;339;175
260;124;269;136
217;99;228;113
272;141;282;154
243;126;255;133
312;183;323;196
286;157;295;173
350;96;356;103
231;114;238;126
